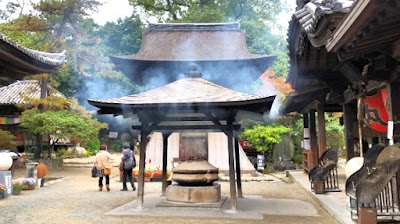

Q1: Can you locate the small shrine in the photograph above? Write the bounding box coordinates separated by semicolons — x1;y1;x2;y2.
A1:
89;22;276;211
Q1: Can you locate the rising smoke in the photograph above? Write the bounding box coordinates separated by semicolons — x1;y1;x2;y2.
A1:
82;23;283;128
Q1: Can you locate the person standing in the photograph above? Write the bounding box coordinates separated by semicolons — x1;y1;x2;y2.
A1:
95;144;114;191
121;142;136;191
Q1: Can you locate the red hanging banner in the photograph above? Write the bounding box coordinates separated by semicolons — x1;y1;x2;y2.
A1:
363;89;388;133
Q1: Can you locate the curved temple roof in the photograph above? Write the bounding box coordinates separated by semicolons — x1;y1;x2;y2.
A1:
0;80;65;105
113;22;271;61
110;22;276;86
295;0;355;34
88;77;275;114
0;33;66;78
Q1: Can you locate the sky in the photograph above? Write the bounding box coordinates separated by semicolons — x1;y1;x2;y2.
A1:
91;0;134;25
91;0;296;28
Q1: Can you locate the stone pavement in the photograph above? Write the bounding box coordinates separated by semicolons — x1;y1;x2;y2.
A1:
1;165;339;224
288;158;356;224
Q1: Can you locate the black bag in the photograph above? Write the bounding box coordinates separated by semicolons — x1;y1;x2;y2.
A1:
91;165;98;178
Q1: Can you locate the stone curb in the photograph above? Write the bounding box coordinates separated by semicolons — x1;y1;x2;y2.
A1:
288;171;355;224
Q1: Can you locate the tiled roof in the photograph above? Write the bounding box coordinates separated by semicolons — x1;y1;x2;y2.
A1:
89;77;273;107
0;80;65;105
294;0;355;34
0;33;66;66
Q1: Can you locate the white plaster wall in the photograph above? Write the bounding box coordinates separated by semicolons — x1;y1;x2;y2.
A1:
145;131;255;171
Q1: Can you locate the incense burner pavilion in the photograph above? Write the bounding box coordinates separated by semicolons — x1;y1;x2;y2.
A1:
89;23;276;211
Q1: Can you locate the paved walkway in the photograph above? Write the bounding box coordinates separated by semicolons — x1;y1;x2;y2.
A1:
0;164;339;224
288;158;357;224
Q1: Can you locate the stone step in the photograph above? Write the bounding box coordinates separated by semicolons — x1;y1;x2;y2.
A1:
63;163;119;168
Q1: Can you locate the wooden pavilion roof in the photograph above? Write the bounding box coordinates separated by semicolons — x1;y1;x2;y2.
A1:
88;76;275;115
110;23;276;87
0;33;66;79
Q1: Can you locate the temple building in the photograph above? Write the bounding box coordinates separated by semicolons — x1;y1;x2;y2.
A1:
0;33;65;85
0;32;66;150
284;0;400;222
89;22;276;211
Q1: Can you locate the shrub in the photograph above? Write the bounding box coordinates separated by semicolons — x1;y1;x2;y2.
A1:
13;183;23;191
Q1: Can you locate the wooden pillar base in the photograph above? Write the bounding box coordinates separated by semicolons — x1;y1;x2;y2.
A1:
314;181;325;194
358;207;377;224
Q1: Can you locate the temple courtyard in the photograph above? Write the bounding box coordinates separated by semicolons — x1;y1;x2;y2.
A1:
0;163;340;224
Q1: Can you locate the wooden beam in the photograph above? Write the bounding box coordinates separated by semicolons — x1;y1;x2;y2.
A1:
326;0;378;52
303;113;310;172
226;126;237;211
132;125;241;131
161;132;171;196
386;82;394;145
343;103;356;161
136;127;149;210
317;103;327;156
234;137;243;198
334;61;362;83
309;110;319;168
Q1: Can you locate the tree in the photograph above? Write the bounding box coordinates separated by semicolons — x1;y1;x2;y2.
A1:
95;14;144;56
0;129;17;149
20;109;108;153
325;113;345;151
240;124;290;153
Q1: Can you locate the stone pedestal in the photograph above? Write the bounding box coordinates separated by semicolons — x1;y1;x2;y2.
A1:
0;170;12;196
26;162;38;179
167;183;221;203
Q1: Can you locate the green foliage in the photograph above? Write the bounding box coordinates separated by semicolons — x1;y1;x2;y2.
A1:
13;183;24;191
0;129;17;149
240;124;290;152
57;148;67;156
95;14;144;56
20;109;107;146
325;113;345;150
86;139;100;156
110;139;123;152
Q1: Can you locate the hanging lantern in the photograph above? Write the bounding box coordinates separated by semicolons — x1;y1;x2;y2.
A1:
363;88;388;133
0;153;13;171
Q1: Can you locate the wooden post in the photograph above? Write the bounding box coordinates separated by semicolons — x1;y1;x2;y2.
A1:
309;110;319;167
357;97;364;157
234;137;243;198
226;121;237;211
303;113;310;171
161;132;171;196
317;103;326;157
136;128;149;210
386;82;394;146
343;103;356;161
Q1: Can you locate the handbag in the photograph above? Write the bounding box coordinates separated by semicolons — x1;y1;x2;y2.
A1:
91;165;98;178
99;152;111;175
104;165;112;175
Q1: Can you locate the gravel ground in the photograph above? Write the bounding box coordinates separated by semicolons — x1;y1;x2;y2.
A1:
0;166;338;224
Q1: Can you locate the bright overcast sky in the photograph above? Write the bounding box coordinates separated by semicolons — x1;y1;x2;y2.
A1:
91;0;134;25
92;0;296;27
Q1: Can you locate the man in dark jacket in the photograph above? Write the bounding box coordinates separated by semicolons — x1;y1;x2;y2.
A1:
121;142;136;191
